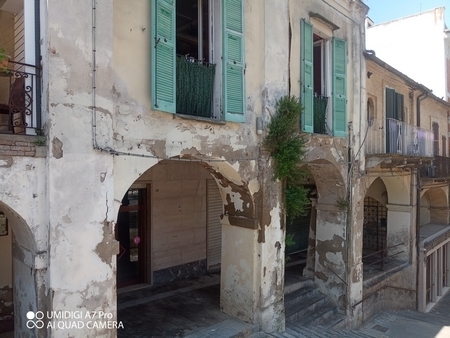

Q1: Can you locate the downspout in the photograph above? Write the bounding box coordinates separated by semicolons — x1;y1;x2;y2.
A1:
415;89;428;310
416;90;429;128
415;168;421;310
34;0;41;132
92;0;98;149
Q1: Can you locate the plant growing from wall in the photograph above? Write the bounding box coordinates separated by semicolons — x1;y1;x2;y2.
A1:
0;48;10;73
263;95;310;220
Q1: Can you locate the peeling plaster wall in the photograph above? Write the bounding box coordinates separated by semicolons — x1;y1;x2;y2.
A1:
111;0;286;332
46;0;117;336
0;149;47;334
362;264;416;322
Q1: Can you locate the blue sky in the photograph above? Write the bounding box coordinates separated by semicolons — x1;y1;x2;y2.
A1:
365;0;450;26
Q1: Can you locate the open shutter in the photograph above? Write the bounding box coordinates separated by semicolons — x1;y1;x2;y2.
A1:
332;38;347;137
301;19;313;133
151;0;176;113
385;88;395;120
396;92;404;121
223;0;245;122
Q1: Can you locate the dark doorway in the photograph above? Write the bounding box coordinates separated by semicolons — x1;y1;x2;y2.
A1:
116;188;147;288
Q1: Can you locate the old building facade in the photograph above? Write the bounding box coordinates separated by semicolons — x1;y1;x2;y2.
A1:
1;0;449;338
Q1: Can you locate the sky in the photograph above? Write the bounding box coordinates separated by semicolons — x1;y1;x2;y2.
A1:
365;0;450;26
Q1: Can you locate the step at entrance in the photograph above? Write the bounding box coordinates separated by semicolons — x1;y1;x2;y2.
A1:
284;277;345;329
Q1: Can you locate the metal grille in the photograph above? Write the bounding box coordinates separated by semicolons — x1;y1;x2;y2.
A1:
363;197;387;252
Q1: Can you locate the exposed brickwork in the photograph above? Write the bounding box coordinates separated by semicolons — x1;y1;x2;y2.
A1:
0;134;46;158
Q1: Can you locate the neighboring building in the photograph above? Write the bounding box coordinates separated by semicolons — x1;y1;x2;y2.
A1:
364;52;450;319
366;7;450;101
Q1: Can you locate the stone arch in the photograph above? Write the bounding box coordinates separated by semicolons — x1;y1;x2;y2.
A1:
113;154;259;323
0;200;41;337
304;159;346;206
113;155;255;223
0;201;36;251
421;188;448;225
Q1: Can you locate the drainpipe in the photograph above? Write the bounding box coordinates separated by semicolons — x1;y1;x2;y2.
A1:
415;168;421;310
415;89;429;310
416;91;429;128
34;0;41;132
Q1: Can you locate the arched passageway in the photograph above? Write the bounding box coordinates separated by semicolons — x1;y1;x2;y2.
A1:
115;157;262;336
0;202;42;337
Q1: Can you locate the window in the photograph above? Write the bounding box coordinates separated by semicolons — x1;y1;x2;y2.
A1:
301;19;347;137
385;88;404;121
433;122;439;156
442;136;446;157
385;88;404;154
151;0;246;122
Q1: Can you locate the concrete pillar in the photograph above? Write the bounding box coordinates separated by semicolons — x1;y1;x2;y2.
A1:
46;0;117;337
314;203;348;306
220;155;285;333
303;198;317;278
446;242;450;287
432;252;437;302
418;245;427;312
437;247;443;296
385;204;412;262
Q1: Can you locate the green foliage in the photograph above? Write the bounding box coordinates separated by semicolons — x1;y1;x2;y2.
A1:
285;233;296;247
336;197;349;210
33;137;46;146
263;95;310;219
0;47;9;73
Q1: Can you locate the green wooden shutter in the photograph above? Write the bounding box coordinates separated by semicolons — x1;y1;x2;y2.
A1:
386;88;395;119
396;92;404;121
301;19;313;133
151;0;176;113
332;38;347;137
223;0;245;122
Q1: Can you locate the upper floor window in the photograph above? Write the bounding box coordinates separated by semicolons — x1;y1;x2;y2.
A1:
301;19;347;137
433;122;439;156
442;135;446;157
151;0;246;122
385;88;404;121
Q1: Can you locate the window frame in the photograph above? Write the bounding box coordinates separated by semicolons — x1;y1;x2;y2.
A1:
150;0;246;122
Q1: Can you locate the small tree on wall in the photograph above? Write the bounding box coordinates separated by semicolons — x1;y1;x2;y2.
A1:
263;95;310;222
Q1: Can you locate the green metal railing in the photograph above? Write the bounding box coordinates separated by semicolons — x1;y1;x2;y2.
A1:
176;56;216;118
313;95;328;134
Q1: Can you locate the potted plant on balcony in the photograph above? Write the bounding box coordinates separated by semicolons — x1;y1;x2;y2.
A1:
0;48;10;74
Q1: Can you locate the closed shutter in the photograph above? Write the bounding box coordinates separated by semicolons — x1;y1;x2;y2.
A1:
207;180;222;271
223;0;245;122
151;0;176;113
332;38;347;137
301;19;314;133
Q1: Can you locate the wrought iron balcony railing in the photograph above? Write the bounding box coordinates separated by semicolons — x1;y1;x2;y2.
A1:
366;118;434;157
420;156;450;179
176;55;216;118
0;60;41;134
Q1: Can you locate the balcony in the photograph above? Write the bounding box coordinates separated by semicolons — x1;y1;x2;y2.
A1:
420;156;450;180
176;56;216;119
366;118;434;167
0;61;41;135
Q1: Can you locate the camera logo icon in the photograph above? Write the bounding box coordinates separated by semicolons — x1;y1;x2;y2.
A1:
26;311;45;329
